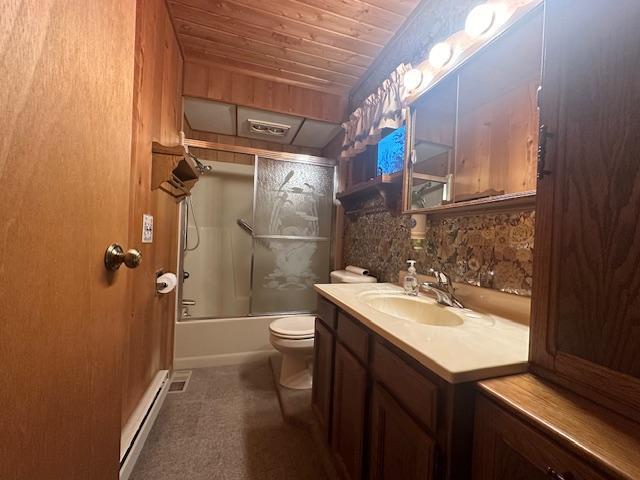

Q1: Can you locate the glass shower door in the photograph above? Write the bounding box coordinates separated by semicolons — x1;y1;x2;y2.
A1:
250;156;335;315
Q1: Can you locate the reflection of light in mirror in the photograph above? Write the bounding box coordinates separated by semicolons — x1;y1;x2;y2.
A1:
404;68;423;91
465;4;497;38
429;42;453;68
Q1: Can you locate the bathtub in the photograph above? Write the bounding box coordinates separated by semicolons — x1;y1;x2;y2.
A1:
173;315;281;369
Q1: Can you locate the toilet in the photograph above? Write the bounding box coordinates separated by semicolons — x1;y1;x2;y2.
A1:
269;270;377;389
269;315;316;390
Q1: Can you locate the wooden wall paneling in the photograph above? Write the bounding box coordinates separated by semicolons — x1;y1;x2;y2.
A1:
167;0;421;96
173;20;367;77
219;0;395;46
0;1;136;478
123;0;184;427
168;3;374;68
183;61;348;123
168;0;386;56
182;46;352;95
454;80;538;198
293;0;409;30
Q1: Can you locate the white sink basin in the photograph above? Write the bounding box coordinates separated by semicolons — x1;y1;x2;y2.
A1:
361;293;465;327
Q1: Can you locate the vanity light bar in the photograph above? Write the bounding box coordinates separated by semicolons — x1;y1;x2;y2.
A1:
403;0;540;95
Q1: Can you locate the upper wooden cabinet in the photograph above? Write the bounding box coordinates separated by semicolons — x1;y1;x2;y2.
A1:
530;0;640;423
403;6;543;215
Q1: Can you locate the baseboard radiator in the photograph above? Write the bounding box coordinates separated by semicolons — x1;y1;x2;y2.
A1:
119;370;170;480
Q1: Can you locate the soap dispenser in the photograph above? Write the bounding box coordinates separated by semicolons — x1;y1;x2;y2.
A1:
404;260;419;296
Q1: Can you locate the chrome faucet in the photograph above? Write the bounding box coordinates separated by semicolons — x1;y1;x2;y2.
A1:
420;269;464;309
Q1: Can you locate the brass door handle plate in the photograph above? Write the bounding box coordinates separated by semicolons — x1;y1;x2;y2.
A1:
104;243;142;271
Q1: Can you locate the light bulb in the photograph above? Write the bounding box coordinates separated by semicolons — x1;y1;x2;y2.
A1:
428;42;453;68
465;4;497;38
404;68;423;91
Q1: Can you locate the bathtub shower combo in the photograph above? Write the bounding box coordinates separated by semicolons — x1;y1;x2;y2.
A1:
175;150;336;374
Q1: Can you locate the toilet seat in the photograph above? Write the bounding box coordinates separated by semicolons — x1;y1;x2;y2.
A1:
269;315;315;339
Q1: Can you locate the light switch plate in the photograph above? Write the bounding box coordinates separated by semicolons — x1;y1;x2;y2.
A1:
142;214;153;243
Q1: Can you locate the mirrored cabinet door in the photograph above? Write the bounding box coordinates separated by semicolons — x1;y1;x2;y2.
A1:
405;76;457;211
402;6;543;215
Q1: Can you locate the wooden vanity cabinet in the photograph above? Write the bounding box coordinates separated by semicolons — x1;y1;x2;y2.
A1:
472;394;606;480
331;341;368;480
530;0;640;423
369;383;436;480
312;318;335;442
313;295;475;480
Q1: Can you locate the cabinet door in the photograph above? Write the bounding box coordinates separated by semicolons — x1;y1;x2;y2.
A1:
531;0;640;420
473;396;607;480
332;342;368;480
369;384;435;480
312;318;335;441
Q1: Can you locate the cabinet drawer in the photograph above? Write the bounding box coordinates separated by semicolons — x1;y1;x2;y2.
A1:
317;295;337;330
372;340;438;434
473;395;608;480
337;311;369;363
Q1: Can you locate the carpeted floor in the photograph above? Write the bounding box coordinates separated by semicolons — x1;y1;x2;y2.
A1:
130;362;334;480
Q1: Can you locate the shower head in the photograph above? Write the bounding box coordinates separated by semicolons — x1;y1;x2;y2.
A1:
189;153;212;175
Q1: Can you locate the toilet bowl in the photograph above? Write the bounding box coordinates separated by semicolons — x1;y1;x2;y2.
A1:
269;272;377;390
269;315;315;390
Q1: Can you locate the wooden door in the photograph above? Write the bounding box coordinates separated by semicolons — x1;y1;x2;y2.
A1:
312;318;335;442
332;342;368;480
369;384;435;480
530;0;640;421
0;2;135;479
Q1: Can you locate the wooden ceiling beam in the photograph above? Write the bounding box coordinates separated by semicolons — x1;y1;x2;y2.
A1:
180;35;359;86
173;19;367;77
169;0;383;56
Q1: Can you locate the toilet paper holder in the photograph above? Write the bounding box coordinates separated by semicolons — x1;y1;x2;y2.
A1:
155;269;177;295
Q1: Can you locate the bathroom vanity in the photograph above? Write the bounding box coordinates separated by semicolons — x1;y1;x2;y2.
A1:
312;283;529;480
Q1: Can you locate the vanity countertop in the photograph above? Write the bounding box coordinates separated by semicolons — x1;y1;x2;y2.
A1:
314;282;529;384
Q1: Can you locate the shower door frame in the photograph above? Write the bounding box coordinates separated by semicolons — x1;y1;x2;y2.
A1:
178;140;337;321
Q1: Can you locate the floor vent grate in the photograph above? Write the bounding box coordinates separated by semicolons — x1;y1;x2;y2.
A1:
168;370;192;394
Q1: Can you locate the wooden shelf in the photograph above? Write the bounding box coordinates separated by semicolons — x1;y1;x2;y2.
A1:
151;142;199;201
407;190;536;217
337;172;403;215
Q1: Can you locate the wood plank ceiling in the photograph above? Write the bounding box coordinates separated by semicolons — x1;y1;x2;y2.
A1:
167;0;421;96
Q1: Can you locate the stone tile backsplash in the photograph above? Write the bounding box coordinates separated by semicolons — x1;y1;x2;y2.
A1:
343;197;534;296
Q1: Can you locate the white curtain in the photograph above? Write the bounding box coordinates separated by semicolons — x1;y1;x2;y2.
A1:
340;63;411;161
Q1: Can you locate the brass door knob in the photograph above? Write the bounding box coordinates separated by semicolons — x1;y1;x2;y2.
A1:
104;243;142;271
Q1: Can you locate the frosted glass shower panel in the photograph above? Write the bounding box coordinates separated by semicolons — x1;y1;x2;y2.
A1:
251;238;330;314
251;157;334;314
253;157;334;238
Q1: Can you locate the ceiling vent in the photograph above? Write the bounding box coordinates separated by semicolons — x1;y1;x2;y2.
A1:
248;118;291;137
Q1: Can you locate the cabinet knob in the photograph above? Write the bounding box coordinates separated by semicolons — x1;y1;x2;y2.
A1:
104;243;142;271
546;467;574;480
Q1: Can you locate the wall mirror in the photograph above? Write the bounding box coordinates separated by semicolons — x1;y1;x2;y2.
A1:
402;4;543;215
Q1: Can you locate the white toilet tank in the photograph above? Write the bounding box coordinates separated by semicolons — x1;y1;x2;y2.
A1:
330;270;377;284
